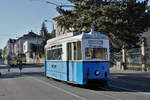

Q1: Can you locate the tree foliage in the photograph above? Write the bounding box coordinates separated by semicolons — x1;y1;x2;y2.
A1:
30;30;56;57
0;49;2;59
3;47;7;57
41;29;56;53
55;0;150;49
30;44;42;54
40;22;48;37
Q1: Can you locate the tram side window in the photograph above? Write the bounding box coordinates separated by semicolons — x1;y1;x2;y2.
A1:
67;43;72;60
73;42;77;60
85;48;107;60
77;41;82;60
47;48;62;60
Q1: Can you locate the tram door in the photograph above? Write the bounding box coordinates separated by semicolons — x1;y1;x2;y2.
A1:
67;42;76;81
67;42;82;82
67;43;73;81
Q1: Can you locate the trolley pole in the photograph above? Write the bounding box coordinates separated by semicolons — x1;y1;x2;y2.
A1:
141;37;146;72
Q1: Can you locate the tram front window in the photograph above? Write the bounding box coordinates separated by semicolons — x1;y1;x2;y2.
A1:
85;48;107;60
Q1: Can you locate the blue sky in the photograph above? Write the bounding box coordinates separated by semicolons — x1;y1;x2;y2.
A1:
0;0;70;49
0;0;149;49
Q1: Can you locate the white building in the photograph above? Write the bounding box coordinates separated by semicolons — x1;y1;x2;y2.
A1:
23;39;43;63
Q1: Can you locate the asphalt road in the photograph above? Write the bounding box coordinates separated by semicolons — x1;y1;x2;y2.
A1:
0;63;150;100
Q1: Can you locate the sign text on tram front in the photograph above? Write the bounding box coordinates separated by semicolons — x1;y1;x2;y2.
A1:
88;40;103;48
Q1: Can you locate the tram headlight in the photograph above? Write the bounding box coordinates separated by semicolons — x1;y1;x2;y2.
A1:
95;70;100;76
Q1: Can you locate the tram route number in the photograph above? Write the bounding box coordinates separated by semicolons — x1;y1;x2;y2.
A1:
88;40;103;47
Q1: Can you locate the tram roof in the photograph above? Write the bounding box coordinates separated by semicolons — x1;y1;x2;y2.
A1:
46;30;109;46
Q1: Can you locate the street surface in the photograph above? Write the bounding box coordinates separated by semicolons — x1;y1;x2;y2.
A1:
0;61;150;100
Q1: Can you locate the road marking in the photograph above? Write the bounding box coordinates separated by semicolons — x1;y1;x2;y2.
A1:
89;90;123;100
30;77;87;100
110;85;150;95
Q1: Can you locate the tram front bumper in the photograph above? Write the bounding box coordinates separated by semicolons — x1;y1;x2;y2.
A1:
86;78;111;86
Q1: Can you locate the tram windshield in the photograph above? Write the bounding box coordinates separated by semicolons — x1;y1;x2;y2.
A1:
85;48;107;60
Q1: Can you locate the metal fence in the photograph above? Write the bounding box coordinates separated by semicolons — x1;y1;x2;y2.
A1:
126;48;142;71
145;47;150;68
110;51;122;69
112;47;150;71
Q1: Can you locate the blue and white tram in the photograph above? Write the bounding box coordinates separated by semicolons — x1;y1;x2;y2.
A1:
45;30;110;86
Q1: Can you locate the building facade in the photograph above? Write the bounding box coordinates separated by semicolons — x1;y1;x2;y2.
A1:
23;39;43;63
5;31;43;63
14;31;42;55
6;39;16;57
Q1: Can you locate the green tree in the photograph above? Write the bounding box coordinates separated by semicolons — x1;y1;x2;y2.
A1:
40;22;48;38
0;49;2;59
41;30;56;52
55;0;150;49
30;30;56;58
3;47;7;57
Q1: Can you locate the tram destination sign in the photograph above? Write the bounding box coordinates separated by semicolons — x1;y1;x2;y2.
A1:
87;40;103;48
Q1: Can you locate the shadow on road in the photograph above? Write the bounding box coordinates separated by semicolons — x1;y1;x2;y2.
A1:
111;72;150;82
23;64;44;68
66;81;150;93
50;72;150;93
0;65;8;70
0;64;43;70
0;63;44;79
0;71;44;79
